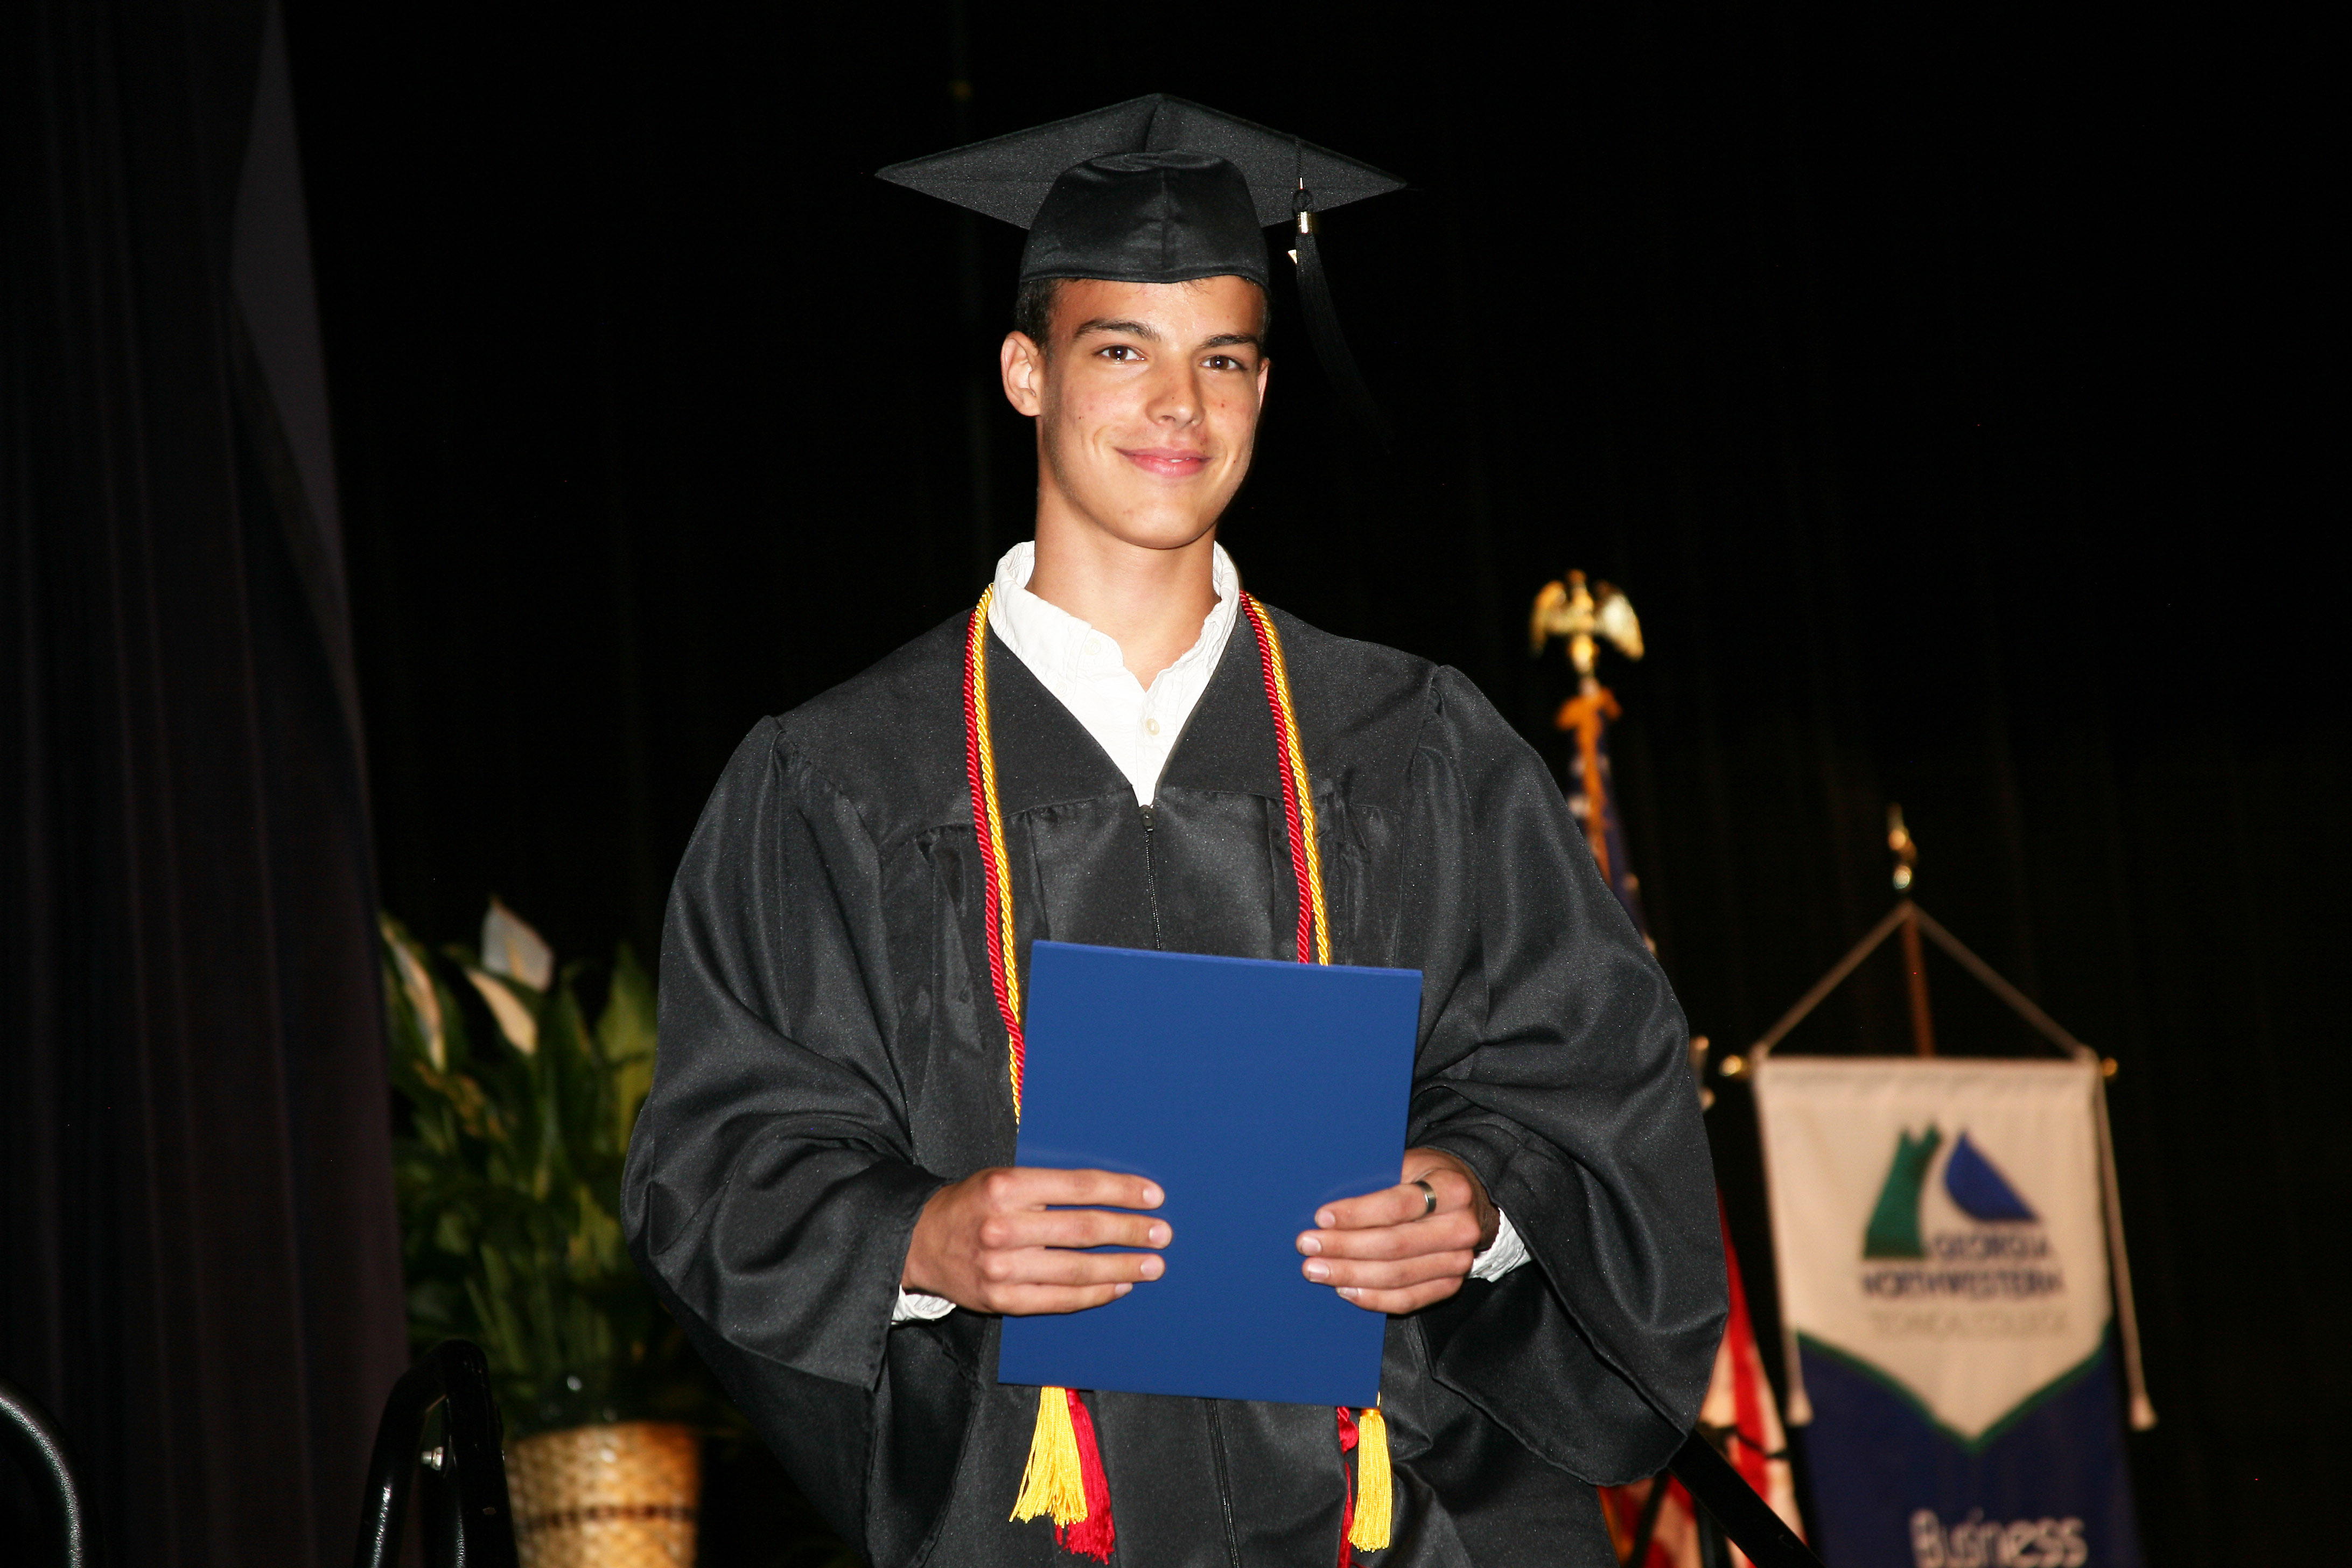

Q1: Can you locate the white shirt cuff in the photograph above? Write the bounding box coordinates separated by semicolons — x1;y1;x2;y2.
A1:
1468;1208;1531;1281
892;1287;956;1324
894;1213;1529;1319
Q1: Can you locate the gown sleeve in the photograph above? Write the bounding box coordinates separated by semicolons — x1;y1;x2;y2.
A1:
621;719;948;1548
1400;667;1727;1485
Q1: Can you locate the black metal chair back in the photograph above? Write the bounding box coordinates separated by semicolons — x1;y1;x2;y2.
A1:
0;1374;97;1567
353;1340;519;1568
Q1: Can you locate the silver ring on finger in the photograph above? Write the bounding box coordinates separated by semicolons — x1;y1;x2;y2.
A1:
1411;1178;1437;1218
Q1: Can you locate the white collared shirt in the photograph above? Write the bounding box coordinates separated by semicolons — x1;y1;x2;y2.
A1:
894;543;1528;1322
985;538;1241;806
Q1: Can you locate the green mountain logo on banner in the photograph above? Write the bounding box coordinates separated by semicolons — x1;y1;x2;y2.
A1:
1863;1125;1942;1258
1862;1126;2039;1259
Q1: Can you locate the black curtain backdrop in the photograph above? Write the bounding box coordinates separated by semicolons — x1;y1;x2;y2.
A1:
282;2;2337;1565
1;0;407;1562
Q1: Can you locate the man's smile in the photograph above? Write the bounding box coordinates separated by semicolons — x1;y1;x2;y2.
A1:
1117;445;1210;478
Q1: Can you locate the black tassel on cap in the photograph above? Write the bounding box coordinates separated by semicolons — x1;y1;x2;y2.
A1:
1290;181;1391;445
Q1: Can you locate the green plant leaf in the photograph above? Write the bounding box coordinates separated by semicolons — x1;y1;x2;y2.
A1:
598;944;660;1149
381;909;736;1439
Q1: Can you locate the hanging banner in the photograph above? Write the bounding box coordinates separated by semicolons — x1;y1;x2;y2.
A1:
1753;1058;2144;1568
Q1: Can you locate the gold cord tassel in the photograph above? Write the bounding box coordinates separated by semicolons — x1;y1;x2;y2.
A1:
1348;1403;1393;1551
1011;1386;1089;1527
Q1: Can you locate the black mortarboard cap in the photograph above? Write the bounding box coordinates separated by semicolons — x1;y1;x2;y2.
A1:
877;95;1404;289
879;96;1404;440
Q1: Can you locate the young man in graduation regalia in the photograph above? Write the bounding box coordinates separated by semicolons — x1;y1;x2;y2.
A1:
624;96;1726;1567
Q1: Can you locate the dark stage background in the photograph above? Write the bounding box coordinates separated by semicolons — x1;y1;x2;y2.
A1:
3;1;405;1562
265;2;2330;1565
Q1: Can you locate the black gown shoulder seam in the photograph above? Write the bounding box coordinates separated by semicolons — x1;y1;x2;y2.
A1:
1409;662;1474;761
762;722;901;865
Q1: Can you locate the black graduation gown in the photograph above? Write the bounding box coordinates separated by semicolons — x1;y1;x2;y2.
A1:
623;605;1726;1567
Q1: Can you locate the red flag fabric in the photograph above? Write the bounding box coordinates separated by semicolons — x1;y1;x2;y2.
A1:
1600;1217;1803;1567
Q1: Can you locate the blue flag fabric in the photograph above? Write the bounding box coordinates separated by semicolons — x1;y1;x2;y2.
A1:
997;941;1422;1409
1800;1332;2144;1567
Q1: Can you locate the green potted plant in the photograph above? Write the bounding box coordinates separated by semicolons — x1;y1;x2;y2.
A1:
380;900;714;1566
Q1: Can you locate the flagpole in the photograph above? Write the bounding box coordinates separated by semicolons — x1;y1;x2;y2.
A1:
1888;808;1935;1057
1531;573;1822;1563
2094;1077;2159;1430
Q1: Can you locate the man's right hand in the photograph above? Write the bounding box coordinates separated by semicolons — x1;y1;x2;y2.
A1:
902;1167;1170;1315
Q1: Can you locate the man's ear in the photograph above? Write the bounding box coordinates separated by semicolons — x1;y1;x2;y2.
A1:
1001;331;1046;417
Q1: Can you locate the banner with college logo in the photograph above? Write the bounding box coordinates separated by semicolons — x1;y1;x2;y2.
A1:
1753;1058;2144;1568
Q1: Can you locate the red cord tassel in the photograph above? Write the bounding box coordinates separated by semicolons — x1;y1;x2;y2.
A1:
1055;1389;1117;1562
1336;1406;1359;1566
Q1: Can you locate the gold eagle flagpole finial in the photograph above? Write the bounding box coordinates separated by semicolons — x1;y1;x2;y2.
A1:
1531;571;1644;881
1530;569;1643;677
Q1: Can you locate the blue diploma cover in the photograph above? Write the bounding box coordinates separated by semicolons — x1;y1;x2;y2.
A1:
996;941;1423;1409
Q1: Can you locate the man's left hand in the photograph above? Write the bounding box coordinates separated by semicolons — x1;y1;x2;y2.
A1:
1297;1148;1501;1314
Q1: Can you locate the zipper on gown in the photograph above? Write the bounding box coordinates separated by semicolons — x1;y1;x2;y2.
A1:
1139;803;1164;950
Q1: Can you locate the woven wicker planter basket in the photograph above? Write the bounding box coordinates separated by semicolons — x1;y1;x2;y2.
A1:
507;1420;700;1568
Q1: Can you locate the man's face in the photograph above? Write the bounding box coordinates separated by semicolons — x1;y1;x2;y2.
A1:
1001;275;1271;552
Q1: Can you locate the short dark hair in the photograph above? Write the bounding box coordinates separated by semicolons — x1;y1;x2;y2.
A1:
1011;275;1271;354
1012;276;1065;348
